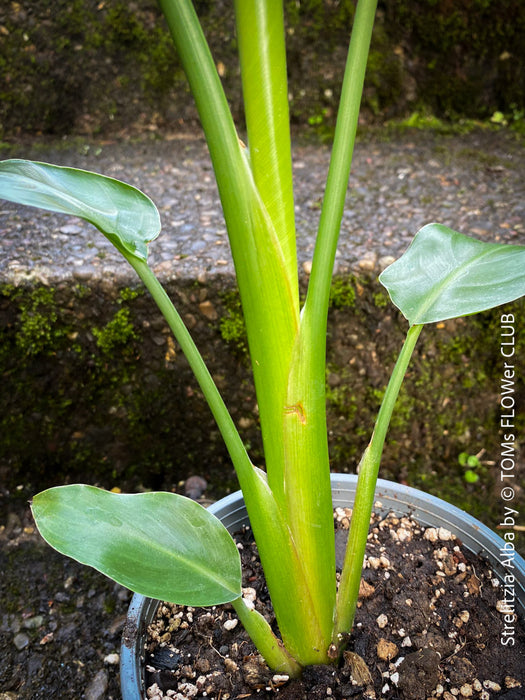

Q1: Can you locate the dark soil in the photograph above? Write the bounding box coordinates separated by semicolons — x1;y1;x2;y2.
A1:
2;492;524;699
0;493;129;699
145;509;525;700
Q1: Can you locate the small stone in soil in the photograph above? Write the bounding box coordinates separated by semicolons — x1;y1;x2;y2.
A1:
342;651;373;686
376;613;388;628
103;652;120;665
376;638;398;661
84;669;108;700
223;618;238;630
149;646;182;670
13;632;30;650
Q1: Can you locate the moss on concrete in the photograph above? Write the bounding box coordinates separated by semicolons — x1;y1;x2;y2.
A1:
1;276;523;547
329;277;357;309
325;276;524;544
1;1;523;138
218;288;248;358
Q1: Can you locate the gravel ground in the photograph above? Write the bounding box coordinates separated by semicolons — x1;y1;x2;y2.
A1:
1;128;524;288
1;128;524;699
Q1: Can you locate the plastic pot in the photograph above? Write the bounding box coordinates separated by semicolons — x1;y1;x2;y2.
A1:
120;474;525;699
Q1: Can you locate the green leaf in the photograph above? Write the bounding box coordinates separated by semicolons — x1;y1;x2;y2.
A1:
31;485;242;606
379;223;525;325
458;452;468;466
0;159;160;260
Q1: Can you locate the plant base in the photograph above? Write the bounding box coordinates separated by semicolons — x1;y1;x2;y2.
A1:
121;476;525;699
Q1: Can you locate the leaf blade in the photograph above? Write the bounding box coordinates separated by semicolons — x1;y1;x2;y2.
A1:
0;159;160;260
379;223;525;325
31;485;241;606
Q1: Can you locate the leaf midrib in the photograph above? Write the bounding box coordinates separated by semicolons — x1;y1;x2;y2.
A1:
410;243;498;324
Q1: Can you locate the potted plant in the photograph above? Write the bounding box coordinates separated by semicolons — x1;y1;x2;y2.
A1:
0;0;524;695
120;474;525;698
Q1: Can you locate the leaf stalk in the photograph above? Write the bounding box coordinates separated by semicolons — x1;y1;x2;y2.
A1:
333;324;423;642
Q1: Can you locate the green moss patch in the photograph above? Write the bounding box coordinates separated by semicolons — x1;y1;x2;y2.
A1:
1;1;524;138
1;276;523;549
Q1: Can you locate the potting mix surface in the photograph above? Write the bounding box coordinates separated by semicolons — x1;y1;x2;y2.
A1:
144;508;524;700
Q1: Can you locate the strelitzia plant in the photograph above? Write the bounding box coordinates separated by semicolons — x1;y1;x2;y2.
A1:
1;0;524;677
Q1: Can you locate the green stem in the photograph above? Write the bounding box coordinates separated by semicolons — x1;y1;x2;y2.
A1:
128;255;324;667
158;0;243;197
279;0;377;658
231;596;302;677
127;256;256;490
333;324;423;642
292;0;377;566
160;0;300;511
234;0;298;302
304;0;378;340
158;0;322;665
233;0;299;507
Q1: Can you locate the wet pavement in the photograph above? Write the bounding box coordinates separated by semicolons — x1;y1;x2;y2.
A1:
1;128;524;287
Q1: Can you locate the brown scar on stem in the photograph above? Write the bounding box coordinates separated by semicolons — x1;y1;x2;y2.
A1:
284;402;307;425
